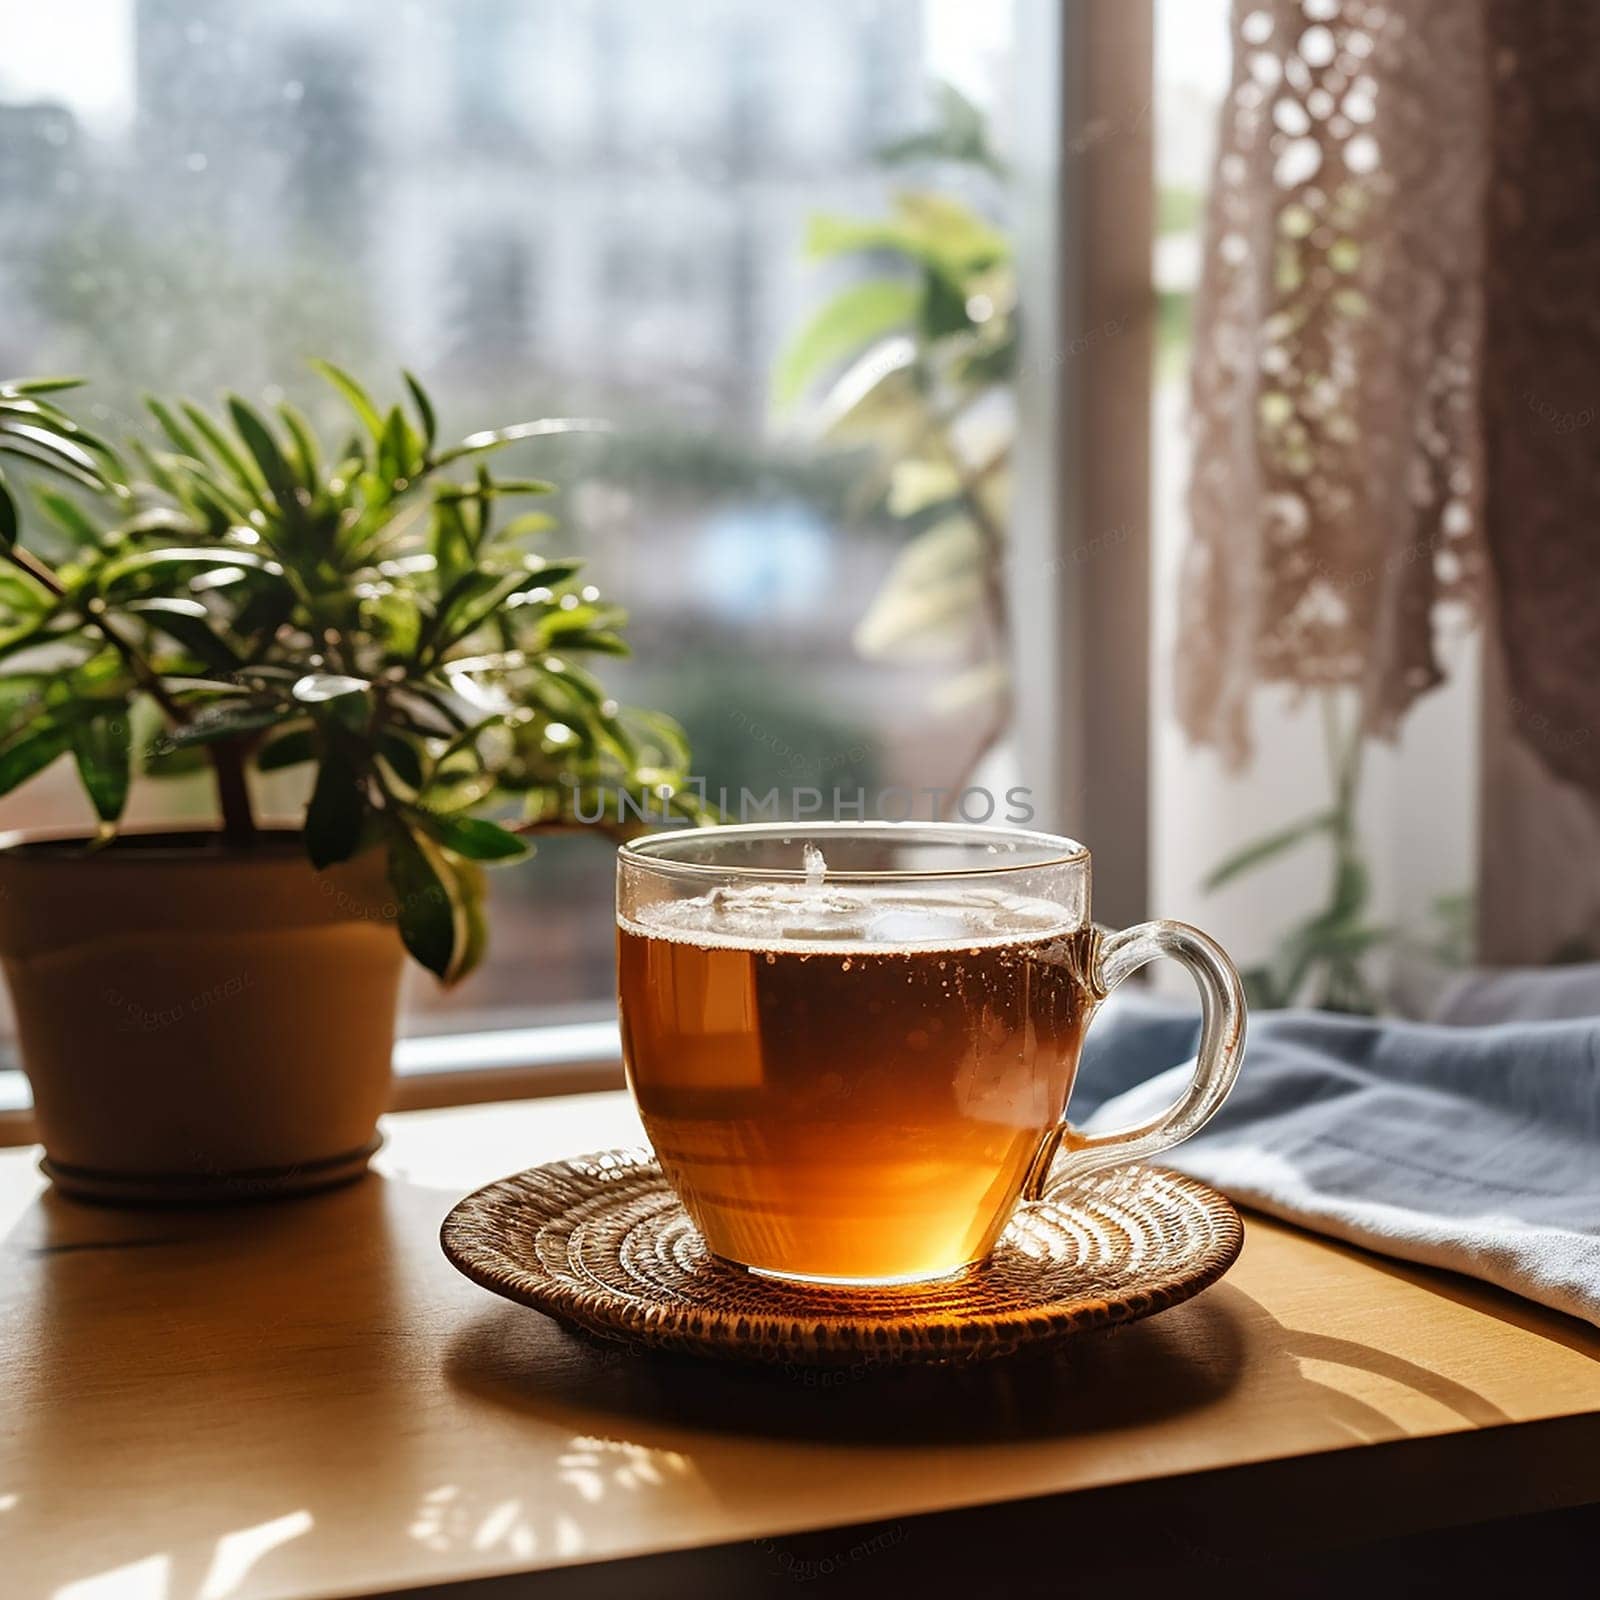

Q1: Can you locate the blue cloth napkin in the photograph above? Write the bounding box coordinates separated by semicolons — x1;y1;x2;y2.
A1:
1072;991;1600;1327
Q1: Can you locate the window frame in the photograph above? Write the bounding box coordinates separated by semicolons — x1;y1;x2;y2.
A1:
1010;0;1154;933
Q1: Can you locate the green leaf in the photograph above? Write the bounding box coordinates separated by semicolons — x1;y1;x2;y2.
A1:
128;439;186;502
621;707;693;772
290;674;366;718
365;589;422;660
392;684;471;735
0;560;52;617
227;396;301;512
501;512;558;539
1240;965;1286;1010
0;419;102;478
432;416;611;467
33;487;99;544
118;507;199;538
122;597;242;670
774;280;921;409
0;471;15;549
0;720;70;796
0;674;49;724
305;745;368;868
435;478;557;501
1267;858;1376;1005
893;192;1009;267
1326;854;1370;923
0;438;105;494
852;517;983;661
455;859;490;983
537;626;628;656
6;377;85;396
0;620;67;668
886;459;962;518
1312;921;1391;958
430;501;474;587
292;673;370;736
470;464;490;551
376;732;423;788
312;359;385;441
180;402;264;495
387;824;467;981
292;672;370;702
276;403;321;489
1202;810;1340;893
403;370;437;454
807;193;1008;274
378;404;414;487
257;725;318;772
69;708;132;824
435;567;576;654
144;397;204;460
877;82;1006;177
955;324;1016;386
164;705;283;750
99;545;280;589
919;263;972;340
431;814;529;861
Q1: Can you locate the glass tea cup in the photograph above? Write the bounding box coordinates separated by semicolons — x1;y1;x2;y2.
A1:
617;821;1245;1286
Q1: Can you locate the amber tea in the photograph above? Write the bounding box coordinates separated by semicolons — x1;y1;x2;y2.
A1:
618;882;1097;1283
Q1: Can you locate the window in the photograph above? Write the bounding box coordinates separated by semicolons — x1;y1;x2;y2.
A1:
0;0;1026;1047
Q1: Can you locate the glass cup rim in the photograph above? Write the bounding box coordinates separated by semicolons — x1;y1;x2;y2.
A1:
617;819;1089;883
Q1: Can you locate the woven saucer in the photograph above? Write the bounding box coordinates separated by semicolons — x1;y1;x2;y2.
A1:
440;1148;1243;1367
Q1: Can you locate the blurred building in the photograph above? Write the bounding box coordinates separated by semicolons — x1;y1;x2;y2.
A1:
129;0;926;425
0;101;84;369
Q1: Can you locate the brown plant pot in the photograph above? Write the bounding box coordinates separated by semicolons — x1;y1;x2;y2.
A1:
0;827;405;1205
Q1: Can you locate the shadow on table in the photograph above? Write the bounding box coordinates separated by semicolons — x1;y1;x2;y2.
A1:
1332;1238;1600;1365
443;1284;1248;1445
444;1263;1514;1450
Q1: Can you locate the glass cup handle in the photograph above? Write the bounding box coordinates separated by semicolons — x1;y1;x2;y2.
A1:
1023;920;1247;1200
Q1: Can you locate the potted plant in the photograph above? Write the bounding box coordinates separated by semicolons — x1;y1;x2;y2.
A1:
0;367;702;1203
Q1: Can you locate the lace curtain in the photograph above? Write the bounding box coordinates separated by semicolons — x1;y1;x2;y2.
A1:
1181;0;1600;799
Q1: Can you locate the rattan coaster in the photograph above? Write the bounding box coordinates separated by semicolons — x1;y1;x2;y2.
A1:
440;1148;1243;1367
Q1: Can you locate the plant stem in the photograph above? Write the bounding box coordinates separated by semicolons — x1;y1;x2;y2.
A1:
1316;688;1369;1008
4;545;66;597
209;739;258;849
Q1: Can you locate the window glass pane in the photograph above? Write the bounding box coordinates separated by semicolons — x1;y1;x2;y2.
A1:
0;0;1021;1037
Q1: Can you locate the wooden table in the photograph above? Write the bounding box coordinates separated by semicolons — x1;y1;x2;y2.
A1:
4;1094;1599;1599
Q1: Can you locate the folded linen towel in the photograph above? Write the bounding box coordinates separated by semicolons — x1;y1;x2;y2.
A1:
1071;992;1600;1327
1430;960;1600;1026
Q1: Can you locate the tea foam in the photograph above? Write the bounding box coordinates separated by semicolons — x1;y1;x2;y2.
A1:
623;882;1078;953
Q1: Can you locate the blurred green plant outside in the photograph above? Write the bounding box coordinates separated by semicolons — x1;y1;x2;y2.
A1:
775;86;1206;785
1203;689;1472;1012
775;83;1016;795
627;649;883;807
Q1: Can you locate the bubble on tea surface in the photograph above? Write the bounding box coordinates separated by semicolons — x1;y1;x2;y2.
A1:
657;882;874;943
634;882;1074;951
803;842;827;887
865;906;973;944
